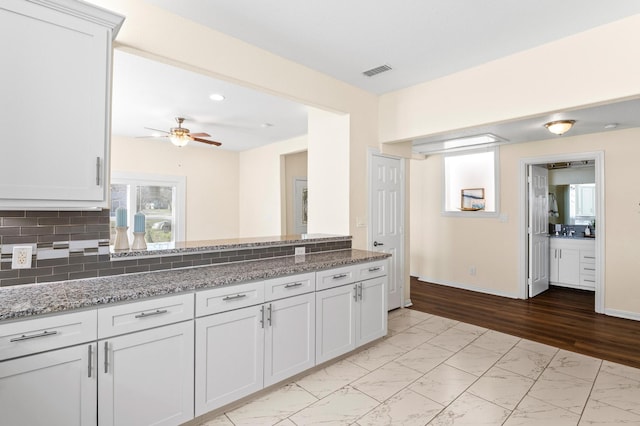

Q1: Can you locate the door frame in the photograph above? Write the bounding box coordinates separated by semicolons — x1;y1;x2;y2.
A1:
367;149;407;308
518;151;605;313
293;177;308;234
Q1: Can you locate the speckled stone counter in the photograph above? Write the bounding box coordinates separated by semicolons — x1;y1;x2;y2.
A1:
111;234;350;258
0;249;390;322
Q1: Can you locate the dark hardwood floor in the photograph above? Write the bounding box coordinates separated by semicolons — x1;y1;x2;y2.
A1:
409;277;640;369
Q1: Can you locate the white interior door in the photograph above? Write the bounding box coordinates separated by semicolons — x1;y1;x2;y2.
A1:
370;153;404;310
528;165;550;297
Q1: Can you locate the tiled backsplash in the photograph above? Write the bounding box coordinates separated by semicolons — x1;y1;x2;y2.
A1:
0;210;351;287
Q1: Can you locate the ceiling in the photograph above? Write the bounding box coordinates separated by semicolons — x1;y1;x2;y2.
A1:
112;2;640;152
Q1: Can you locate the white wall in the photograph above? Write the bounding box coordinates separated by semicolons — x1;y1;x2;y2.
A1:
238;135;307;237
111;136;240;241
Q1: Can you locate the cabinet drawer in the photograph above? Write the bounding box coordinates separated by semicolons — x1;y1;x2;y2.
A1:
355;260;387;280
580;264;596;276
316;265;357;291
264;272;315;302
196;281;264;317
0;310;97;361
98;293;194;338
580;251;596;264
580;276;596;289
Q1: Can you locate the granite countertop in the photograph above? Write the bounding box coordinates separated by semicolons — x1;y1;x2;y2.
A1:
0;249;390;322
111;234;350;258
549;235;596;240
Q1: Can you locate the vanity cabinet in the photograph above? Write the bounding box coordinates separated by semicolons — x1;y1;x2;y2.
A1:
549;238;595;291
315;263;387;364
0;310;98;426
195;274;316;415
0;0;123;209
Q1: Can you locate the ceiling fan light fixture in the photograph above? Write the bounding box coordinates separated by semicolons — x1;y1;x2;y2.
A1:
544;120;575;135
169;133;189;147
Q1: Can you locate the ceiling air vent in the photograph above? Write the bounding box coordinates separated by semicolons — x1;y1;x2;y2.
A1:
362;64;392;77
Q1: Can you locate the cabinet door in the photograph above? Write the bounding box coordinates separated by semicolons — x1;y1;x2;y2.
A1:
0;343;97;426
0;1;120;207
315;284;357;364
99;321;194;426
195;306;264;415
264;293;315;386
558;249;580;285
356;277;388;347
549;248;559;283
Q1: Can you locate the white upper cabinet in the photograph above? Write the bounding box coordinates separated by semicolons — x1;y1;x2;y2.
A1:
0;0;124;209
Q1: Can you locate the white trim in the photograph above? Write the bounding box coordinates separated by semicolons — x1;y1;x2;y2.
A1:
111;171;187;243
415;277;519;299
441;146;501;218
404;299;413;308
604;308;640;322
367;148;406;311
518;151;605;314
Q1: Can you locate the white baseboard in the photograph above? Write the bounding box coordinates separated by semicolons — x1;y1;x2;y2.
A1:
415;277;519;299
604;308;640;322
404;298;413;307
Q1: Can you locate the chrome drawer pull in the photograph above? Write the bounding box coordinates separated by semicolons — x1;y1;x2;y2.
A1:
88;345;93;378
284;282;303;288
353;285;358;301
104;341;109;374
332;274;347;279
135;309;168;319
584;267;596;271
10;330;58;342
584;279;596;283
368;267;381;272
223;294;247;301
584;256;595;259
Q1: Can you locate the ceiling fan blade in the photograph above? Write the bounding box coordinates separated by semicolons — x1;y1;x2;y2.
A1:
191;136;222;146
144;127;170;134
188;132;211;137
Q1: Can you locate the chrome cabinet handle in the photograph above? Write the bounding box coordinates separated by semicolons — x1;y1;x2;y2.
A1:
584;279;596;282
373;241;384;247
104;341;109;374
584;267;595;271
353;285;358;301
88;345;93;378
584;256;596;259
10;330;58;342
134;309;168;318
267;304;272;326
96;157;101;186
368;267;381;272
260;306;265;329
284;282;303;288
223;294;247;301
333;274;347;279
358;283;363;301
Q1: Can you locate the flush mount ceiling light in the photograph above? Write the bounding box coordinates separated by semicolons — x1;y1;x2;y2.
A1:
209;93;225;101
544;120;575;135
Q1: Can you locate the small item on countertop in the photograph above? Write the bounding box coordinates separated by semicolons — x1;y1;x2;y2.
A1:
116;207;127;227
134;212;146;233
585;225;591;236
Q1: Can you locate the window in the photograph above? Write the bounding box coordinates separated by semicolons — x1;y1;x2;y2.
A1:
442;147;499;216
110;172;186;248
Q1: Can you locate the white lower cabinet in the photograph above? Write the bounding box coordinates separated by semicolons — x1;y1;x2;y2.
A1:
195;291;315;415
98;321;194;426
0;343;97;426
550;238;595;291
316;275;387;364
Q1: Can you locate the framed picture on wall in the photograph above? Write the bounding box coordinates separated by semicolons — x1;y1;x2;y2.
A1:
461;188;485;211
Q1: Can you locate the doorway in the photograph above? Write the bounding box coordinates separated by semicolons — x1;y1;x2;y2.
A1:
519;151;605;313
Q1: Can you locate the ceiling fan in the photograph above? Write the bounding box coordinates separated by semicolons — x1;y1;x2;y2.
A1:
141;117;222;147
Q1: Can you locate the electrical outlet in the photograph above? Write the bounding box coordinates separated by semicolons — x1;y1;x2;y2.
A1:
295;247;306;255
12;246;33;269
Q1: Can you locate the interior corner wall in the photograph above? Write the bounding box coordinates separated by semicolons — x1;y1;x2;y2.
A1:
110;135;240;240
307;108;350;236
238;135;308;237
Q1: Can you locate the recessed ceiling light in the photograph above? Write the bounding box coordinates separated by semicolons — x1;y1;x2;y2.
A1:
260;123;274;128
604;123;618;129
209;93;225;101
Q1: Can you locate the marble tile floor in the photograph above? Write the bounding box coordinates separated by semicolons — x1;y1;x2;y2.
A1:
198;309;640;426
